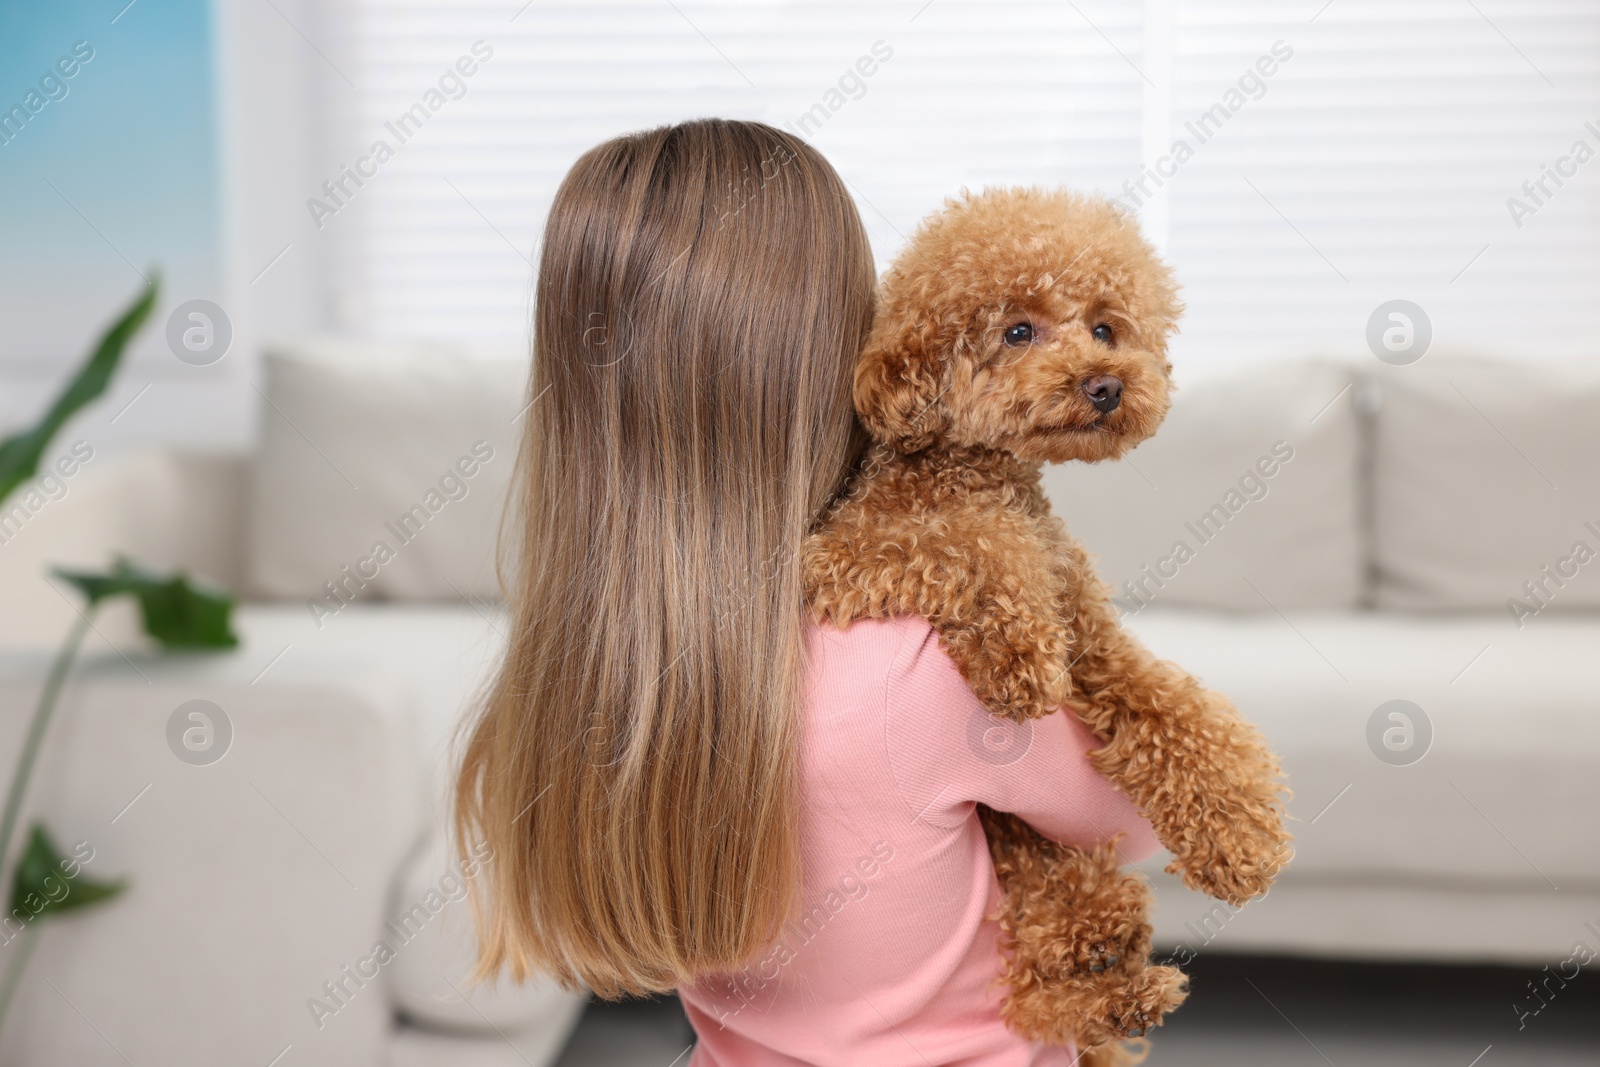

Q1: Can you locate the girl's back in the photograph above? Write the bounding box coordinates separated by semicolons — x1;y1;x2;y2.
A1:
681;616;1156;1066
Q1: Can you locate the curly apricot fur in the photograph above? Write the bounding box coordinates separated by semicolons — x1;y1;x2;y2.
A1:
803;188;1291;1053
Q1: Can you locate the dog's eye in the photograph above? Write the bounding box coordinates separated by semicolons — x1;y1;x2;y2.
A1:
1003;322;1034;347
1091;323;1114;345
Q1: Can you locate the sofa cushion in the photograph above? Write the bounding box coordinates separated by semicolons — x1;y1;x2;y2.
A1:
1370;355;1600;614
1124;606;1600;888
385;834;587;1042
249;340;528;604
1042;358;1365;612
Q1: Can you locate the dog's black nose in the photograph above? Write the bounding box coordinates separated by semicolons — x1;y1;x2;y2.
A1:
1083;374;1123;414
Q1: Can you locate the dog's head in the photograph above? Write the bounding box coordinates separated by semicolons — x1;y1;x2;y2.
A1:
855;188;1181;464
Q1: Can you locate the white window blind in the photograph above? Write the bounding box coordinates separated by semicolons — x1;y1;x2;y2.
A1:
322;0;1144;341
1161;0;1600;362
321;0;1600;361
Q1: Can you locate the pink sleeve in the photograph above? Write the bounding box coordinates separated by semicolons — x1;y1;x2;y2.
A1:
884;618;1160;862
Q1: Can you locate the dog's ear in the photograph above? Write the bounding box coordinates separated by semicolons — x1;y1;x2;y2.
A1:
853;315;947;453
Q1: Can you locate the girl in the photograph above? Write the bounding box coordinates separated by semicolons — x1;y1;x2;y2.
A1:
454;118;1158;1066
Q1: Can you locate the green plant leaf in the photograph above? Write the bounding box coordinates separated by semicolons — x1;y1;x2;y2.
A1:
7;824;125;922
53;557;239;649
0;275;160;507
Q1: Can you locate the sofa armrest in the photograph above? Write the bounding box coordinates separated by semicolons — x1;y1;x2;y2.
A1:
0;640;417;1066
0;449;248;650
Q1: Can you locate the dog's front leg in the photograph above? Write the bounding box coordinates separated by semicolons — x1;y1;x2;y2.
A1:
1059;549;1291;905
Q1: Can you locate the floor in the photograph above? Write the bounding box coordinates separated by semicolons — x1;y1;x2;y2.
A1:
546;955;1599;1066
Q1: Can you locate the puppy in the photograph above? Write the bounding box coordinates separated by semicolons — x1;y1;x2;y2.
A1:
804;188;1290;1054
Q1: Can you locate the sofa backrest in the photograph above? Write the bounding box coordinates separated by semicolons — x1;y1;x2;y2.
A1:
246;339;527;608
246;343;1376;615
1367;355;1600;614
6;345;1595;632
1043;358;1365;613
1046;352;1600;619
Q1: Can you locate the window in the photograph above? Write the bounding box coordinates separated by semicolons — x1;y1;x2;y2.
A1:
322;0;1143;340
322;0;1600;361
1162;1;1600;361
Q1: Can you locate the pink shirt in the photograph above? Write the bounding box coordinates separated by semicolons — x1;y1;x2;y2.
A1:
680;616;1160;1066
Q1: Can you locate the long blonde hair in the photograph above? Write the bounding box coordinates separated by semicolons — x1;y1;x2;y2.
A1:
454;119;875;996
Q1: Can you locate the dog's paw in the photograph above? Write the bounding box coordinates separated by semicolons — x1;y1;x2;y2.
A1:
1086;941;1121;974
1157;759;1292;905
1167;809;1293;905
1000;956;1186;1048
1073;965;1189;1048
1056;938;1126;976
1019;932;1139;983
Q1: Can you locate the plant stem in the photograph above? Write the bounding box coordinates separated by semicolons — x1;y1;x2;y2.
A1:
0;921;40;1031
0;608;96;879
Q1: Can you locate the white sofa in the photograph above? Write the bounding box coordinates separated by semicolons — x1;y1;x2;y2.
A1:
1;342;1596;1064
0;342;585;1066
